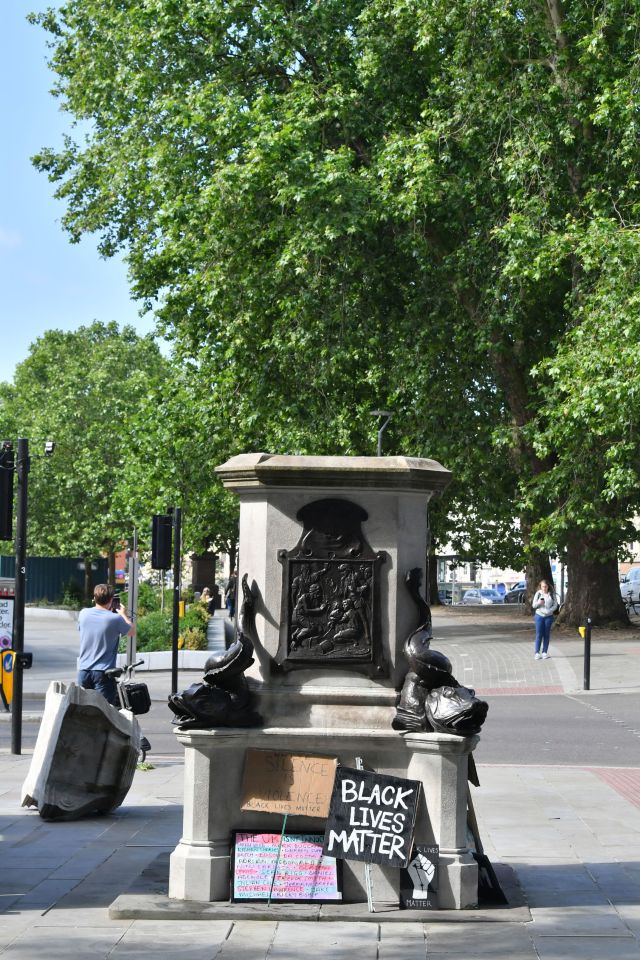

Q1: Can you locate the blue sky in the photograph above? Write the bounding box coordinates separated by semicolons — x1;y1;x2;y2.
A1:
0;3;158;384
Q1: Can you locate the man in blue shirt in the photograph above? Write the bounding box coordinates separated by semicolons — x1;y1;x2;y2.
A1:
77;583;134;705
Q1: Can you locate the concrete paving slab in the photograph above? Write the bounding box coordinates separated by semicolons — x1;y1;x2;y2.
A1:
507;863;600;895
530;903;635;937
523;889;612;908
425;921;535;958
0;918;35;950
533;937;640;960
0;898;24;918
14;877;82;908
21;906;121;927
378;921;427;959
110;919;232;959
214;920;278;959
0;924;131;959
0;869;52;894
616;905;640;936
269;920;379;959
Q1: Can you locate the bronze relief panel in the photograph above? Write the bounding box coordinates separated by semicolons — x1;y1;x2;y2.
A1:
276;498;386;676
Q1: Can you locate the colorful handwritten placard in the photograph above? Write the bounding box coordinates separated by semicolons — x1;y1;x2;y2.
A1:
232;832;342;902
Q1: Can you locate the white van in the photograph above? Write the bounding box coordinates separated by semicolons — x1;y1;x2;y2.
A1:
620;568;640;604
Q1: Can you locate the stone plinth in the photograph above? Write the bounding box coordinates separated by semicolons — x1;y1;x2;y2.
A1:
169;727;478;910
215;453;452;701
168;453;479;911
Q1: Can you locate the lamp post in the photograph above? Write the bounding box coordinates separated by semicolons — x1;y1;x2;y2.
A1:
11;439;29;755
370;410;393;457
171;507;182;696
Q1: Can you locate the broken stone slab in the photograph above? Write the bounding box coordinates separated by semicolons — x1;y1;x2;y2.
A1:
21;680;140;821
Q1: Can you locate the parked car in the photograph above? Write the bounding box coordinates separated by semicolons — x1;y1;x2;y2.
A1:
620;568;640;604
504;580;527;604
438;589;453;605
461;588;504;605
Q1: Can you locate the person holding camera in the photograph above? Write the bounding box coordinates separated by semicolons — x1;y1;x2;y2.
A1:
77;583;135;705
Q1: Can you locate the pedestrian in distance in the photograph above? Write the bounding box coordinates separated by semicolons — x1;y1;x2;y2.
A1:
225;570;237;620
77;584;135;705
532;579;558;660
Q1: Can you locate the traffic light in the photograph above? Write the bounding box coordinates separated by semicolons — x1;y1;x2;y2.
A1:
0;443;14;541
151;513;172;569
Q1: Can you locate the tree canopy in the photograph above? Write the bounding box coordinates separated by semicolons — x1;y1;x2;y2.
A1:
29;0;640;621
0;322;167;569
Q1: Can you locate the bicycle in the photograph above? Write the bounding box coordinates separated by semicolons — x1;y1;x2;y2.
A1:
623;590;640;617
105;659;152;761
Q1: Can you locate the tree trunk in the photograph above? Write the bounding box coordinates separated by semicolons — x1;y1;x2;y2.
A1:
107;549;116;591
229;542;237;576
83;555;94;601
427;549;441;606
561;533;628;626
524;548;554;613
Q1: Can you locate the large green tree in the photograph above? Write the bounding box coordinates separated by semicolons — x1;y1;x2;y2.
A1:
30;0;640;622
0;322;168;594
115;356;241;562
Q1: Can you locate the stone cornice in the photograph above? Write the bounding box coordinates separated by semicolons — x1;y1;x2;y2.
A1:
215;453;452;495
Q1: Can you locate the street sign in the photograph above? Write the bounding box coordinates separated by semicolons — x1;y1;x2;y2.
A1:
1;649;14;708
0;579;15;651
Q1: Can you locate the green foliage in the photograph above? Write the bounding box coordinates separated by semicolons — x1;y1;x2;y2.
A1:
134;582;160;616
182;626;207;651
182;603;208;626
114;362;240;555
525;226;640;559
179;604;208;649
0;322;169;561
136;610;171;651
25;0;640;607
134;602;208;652
59;578;83;609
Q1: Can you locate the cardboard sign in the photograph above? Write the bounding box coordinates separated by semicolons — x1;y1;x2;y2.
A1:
0;597;13;650
399;844;439;909
232;831;342;902
323;767;421;869
240;749;337;817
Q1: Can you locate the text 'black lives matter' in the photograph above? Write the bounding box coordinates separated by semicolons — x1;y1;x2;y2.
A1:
322;767;421;869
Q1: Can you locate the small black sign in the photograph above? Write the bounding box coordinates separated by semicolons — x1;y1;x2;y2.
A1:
399;844;439;910
322;767;421;869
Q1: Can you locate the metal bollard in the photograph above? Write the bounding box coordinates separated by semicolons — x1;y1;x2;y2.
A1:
579;618;592;690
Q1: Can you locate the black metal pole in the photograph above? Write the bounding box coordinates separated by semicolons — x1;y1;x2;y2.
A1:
126;528;138;668
11;438;29;755
171;507;181;695
583;617;592;691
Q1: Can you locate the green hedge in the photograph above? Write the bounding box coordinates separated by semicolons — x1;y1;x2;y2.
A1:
127;602;209;653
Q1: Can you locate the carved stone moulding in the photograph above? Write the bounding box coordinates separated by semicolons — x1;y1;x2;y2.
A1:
276;498;387;677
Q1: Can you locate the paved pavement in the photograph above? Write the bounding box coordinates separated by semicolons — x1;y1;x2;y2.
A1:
0;607;639;957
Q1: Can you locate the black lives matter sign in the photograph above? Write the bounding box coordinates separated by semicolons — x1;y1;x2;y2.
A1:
322;767;421;869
